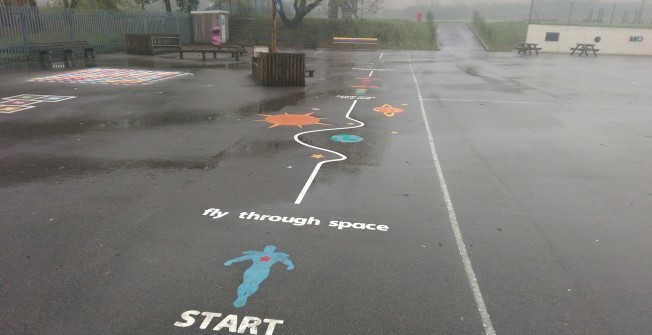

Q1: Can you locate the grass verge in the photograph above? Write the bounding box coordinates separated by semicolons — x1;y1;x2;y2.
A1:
472;21;528;51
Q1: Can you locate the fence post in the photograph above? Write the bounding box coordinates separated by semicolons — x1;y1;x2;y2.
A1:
18;7;30;60
66;8;75;40
176;12;180;34
103;10;111;52
143;11;148;33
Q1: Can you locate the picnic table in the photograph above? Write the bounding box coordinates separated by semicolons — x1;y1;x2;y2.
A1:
515;43;542;55
570;43;599;56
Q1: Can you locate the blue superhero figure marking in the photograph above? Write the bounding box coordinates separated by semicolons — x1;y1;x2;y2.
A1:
224;245;294;308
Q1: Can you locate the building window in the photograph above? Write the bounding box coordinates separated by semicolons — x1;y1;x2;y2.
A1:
545;32;560;42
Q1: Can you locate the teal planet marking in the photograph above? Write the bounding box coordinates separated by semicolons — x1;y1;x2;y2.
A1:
331;134;363;143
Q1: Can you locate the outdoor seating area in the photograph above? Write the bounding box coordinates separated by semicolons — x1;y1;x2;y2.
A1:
570;43;600;56
125;34;181;55
514;42;542;55
332;37;379;49
178;45;246;61
32;41;95;62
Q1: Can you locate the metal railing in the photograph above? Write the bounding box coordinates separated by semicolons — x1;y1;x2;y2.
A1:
0;6;193;62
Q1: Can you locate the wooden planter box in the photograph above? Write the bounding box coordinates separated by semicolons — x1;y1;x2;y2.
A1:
252;52;305;87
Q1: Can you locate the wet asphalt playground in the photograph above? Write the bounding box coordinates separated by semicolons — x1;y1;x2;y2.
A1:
1;42;652;335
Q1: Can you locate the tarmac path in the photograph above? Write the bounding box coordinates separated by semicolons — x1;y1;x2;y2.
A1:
1;49;651;335
436;23;486;52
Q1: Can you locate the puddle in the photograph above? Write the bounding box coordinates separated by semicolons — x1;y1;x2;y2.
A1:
237;91;306;116
0;138;297;187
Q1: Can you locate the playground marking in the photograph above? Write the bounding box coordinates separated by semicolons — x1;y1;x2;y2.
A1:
255;112;330;128
293;100;364;205
224;245;294;308
29;68;190;86
313;50;325;55
379;52;384;59
174;310;284;334
0;105;35;113
0;94;76;113
409;53;496;335
373;104;404;117
202;208;389;232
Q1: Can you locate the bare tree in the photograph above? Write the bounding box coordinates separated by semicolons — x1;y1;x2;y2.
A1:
359;0;385;18
279;0;326;28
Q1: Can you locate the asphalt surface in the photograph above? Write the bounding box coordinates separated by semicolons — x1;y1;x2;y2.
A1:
1;41;651;335
436;23;486;52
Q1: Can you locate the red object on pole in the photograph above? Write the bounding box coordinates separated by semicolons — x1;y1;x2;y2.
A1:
417;11;423;22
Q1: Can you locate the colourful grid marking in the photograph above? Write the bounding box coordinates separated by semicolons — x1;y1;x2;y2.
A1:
0;105;35;113
1;99;42;106
0;95;76;114
28;68;190;86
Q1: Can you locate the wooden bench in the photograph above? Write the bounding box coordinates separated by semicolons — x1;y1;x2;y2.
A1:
179;45;247;61
125;34;179;55
333;37;378;45
151;35;180;52
32;41;94;62
305;70;315;77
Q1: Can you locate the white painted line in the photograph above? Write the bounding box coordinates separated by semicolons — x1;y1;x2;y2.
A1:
294;100;363;205
408;53;497;335
313;50;325;55
423;98;649;110
379;52;384;60
369;71;374;77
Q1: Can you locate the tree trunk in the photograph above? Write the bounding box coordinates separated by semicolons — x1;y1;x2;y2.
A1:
163;0;172;12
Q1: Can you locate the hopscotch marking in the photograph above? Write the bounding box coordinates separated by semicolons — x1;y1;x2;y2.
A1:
408;53;497;335
294;100;363;205
0;94;76;114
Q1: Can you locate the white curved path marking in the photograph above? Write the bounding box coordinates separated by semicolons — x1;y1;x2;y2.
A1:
294;100;362;205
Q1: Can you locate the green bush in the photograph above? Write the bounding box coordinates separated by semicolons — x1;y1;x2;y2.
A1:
232;17;437;50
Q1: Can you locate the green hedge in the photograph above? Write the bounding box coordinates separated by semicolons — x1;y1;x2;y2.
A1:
232;17;437;50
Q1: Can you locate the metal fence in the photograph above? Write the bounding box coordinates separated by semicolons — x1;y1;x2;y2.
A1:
0;6;193;62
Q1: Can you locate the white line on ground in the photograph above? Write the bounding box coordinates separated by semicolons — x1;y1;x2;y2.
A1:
379;52;384;59
408;53;497;335
294;100;363;205
422;98;649;110
369;71;374;77
313;50;325;55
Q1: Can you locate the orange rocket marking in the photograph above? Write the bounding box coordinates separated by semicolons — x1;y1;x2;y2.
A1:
256;112;331;128
373;104;404;117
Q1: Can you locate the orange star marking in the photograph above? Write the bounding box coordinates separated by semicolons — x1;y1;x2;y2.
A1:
311;154;325;159
373;104;405;117
255;112;331;128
